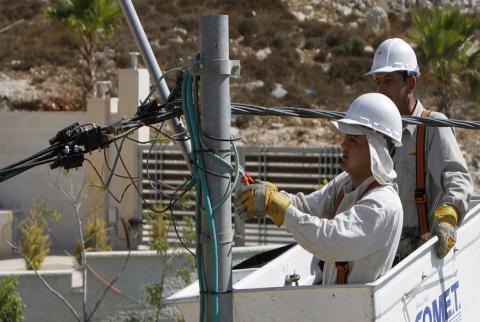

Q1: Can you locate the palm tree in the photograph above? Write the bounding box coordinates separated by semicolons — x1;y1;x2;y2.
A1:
409;7;480;116
45;0;122;106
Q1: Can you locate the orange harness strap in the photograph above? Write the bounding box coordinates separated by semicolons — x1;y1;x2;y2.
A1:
415;110;431;241
333;180;381;284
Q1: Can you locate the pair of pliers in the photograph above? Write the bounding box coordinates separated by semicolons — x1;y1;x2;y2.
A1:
239;166;255;185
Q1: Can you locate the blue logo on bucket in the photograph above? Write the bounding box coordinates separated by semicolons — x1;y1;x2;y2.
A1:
415;280;461;322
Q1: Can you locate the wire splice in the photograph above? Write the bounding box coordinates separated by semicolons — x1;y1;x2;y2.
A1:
48;122;82;145
50;145;85;170
77;126;109;152
135;99;162;116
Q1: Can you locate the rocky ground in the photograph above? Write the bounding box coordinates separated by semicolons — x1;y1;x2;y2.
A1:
0;0;479;187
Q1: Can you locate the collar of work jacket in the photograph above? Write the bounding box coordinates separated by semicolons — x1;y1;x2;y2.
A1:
404;99;424;136
336;175;378;214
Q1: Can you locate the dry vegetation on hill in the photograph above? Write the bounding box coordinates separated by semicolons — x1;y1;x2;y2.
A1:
0;0;479;182
0;1;434;110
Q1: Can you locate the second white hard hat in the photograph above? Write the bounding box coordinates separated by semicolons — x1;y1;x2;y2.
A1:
334;93;403;146
366;38;420;76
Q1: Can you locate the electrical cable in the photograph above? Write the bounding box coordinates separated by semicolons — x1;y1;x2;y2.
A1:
110;138;173;214
231;103;480;129
101;146;176;191
84;158;139;205
146;128;171;194
201;133;241;142
4;98;480;184
167;178;197;259
183;82;207;322
2;143;60;170
0;157;57;181
6;64;480;321
181;73;206;321
182;72;219;322
140;67;184;107
124;124;190;144
105;136;127;188
196;138;240;212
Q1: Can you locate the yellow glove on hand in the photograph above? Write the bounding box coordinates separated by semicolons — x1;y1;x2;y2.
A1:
432;205;458;258
234;180;291;226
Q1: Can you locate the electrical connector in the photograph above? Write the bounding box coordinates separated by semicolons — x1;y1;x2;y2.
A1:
50;145;84;170
104;120;125;135
136;100;161;116
49;122;82;145
77;126;108;152
166;71;184;103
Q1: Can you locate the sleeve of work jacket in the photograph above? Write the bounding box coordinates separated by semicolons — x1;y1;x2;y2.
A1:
427;112;473;221
283;186;401;262
286;172;347;219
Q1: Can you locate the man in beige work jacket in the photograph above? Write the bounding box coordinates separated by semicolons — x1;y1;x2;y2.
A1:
367;38;473;259
235;93;403;285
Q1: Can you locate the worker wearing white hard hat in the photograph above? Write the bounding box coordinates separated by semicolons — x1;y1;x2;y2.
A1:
235;93;403;285
367;38;473;260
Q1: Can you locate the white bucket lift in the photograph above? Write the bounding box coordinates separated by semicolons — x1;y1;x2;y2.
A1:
167;199;480;321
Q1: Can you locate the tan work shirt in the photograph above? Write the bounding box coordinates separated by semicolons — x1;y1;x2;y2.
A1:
284;173;403;285
394;100;473;243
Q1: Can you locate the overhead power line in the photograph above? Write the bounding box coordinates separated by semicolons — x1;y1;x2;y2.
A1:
231;103;480;130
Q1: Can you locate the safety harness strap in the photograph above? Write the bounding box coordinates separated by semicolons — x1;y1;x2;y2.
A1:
333;180;381;284
415;110;431;241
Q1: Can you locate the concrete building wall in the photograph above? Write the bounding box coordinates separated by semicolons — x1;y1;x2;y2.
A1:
107;68;150;247
0;111;88;252
0;210;13;257
0;68;149;252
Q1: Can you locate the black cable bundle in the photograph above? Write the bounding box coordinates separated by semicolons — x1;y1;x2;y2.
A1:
4;80;480;183
0;75;185;183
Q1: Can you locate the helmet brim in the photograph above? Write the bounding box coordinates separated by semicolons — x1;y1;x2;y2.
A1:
332;119;403;146
365;66;420;76
331;120;366;136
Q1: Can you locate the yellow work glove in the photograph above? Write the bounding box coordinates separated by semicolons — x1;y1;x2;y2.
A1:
234;180;291;226
432;205;458;258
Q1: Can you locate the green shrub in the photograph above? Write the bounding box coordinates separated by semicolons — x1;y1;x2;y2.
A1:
148;212;169;254
19;200;61;270
409;6;480;115
0;276;24;322
75;216;112;265
145;282;163;310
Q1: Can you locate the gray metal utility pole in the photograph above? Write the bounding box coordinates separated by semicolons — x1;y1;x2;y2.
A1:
196;15;239;322
118;0;192;169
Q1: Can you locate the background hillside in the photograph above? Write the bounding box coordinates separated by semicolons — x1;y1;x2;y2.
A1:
0;1;428;110
0;0;479;182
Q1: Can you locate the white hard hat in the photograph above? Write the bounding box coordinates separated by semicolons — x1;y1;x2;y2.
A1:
333;93;403;185
334;93;403;146
366;38;420;76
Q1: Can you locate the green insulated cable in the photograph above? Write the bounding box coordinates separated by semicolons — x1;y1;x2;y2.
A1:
186;74;219;322
182;72;219;322
180;75;207;321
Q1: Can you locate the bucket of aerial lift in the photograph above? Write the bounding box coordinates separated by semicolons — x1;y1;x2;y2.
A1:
167;199;480;322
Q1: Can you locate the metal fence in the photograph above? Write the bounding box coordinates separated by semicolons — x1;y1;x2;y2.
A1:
139;144;342;247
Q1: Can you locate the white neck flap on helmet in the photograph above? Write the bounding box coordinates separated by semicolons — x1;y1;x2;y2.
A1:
332;93;403;185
